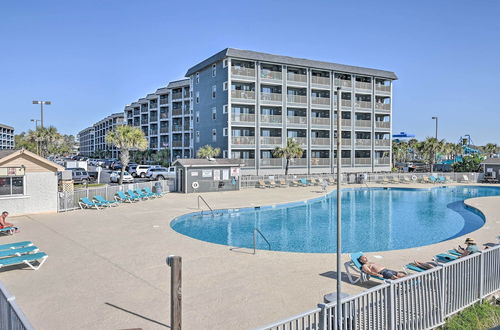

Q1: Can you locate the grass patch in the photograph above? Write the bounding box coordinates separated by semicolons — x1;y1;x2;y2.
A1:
442;301;500;329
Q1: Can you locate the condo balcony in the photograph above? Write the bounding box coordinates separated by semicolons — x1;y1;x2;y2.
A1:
375;78;391;94
260;136;282;146
311;117;330;126
355;120;371;128
355;94;372;110
240;158;256;167
286;115;307;125
232;136;256;145
375;96;391;111
287;67;307;84
341;138;352;146
261;114;282;124
311;158;330;166
172;141;183;147
150;128;158;135
232;113;256;123
289;136;307;145
160;127;169;134
311;90;330;106
355;157;372;165
287;94;307;104
311;137;330;146
150;117;158;123
341;99;352;108
231;90;256;101
341;119;352;127
289;158;308;167
374;157;391;165
172;92;183;100
183;123;190;130
311;70;331;87
375;121;390;129
260;64;282;82
355;76;372;91
260;158;283;167
159;95;168;105
356;139;372;147
172;108;183;116
260;92;282;103
141;119;148;125
231;60;256;79
334;73;352;88
141;105;148;112
374;139;391;147
172;125;183;132
149;100;158;109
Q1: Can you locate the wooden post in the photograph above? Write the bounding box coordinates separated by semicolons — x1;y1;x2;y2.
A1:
167;255;182;330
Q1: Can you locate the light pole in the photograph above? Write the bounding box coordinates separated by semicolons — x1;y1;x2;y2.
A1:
30;119;40;130
432;116;438;139
336;86;343;328
32;100;51;128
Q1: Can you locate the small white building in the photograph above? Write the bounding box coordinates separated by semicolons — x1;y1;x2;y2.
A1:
0;149;64;216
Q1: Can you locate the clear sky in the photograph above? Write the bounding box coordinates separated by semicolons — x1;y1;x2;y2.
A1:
1;0;499;145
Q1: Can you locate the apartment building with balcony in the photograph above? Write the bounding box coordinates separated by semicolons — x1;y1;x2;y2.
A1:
91;113;124;158
0;124;15;150
124;79;192;162
187;48;396;174
77;126;95;157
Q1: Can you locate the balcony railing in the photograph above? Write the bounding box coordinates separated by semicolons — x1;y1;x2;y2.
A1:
160;127;169;134
240;159;256;167
311;137;330;146
335;79;352;88
341;158;352;165
231;90;256;100
260;92;282;102
184;141;191;147
287;116;307;125
287;94;307;104
232;113;256;123
150;144;158;149
160;113;168;119
260;137;282;145
232;136;256;145
140;120;148;125
159;98;168;105
260;114;282;124
374;157;391;165
311;96;330;106
341;99;352;108
172;141;183;147
291;137;307;145
311;76;330;86
355;158;372;165
355;120;371;128
183;124;190;130
172;92;183;100
355;101;372;109
172;125;183;132
375;103;391;111
150;117;158;123
287;73;307;83
374;139;391;147
261;71;282;81
231;67;256;78
375;121;390;129
375;84;391;93
289;158;308;167
149;130;158;135
355;81;372;90
311;117;330;126
311;158;330;166
260;158;283;167
341;138;352;146
172;109;183;116
341;119;352;127
356;139;372;147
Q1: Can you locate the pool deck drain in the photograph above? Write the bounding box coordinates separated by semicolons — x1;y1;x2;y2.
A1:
0;183;499;330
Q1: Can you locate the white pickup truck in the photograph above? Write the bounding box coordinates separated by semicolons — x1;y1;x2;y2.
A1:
146;166;176;180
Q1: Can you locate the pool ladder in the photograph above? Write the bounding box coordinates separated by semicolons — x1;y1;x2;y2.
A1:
197;195;215;216
253;228;271;254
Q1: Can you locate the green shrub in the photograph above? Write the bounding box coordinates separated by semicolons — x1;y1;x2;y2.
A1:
443;301;500;329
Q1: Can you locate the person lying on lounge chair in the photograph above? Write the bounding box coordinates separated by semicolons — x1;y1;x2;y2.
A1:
358;255;406;280
456;237;481;256
410;260;439;270
0;211;19;233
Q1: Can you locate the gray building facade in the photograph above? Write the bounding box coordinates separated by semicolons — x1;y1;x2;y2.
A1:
186;48;396;175
78;113;124;158
77;126;94;157
0;124;15;150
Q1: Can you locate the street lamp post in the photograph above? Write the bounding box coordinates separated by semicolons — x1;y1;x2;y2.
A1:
336;86;343;328
432;116;438;139
30;119;40;129
32;100;51;128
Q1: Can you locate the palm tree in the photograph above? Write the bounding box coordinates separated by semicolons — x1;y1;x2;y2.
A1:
105;125;148;184
25;126;63;157
421;137;444;170
197;145;221;159
483;143;498;157
391;141;408;164
272;138;304;175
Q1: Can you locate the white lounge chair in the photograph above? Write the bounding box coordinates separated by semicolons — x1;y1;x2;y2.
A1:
0;252;48;271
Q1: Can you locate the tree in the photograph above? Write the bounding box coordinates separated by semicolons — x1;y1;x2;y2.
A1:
420;137;444;169
483;143;498;157
272;138;304;175
197;145;221;159
452;154;483;172
152;149;170;167
22;126;67;157
105;125;148;184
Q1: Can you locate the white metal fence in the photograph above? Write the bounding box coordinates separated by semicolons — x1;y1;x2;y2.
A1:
58;179;175;212
259;245;500;330
240;172;481;189
0;280;34;330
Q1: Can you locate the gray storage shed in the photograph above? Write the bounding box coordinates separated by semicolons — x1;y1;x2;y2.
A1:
481;158;500;179
173;159;242;193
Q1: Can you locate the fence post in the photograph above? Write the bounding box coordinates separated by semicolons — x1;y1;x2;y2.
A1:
440;266;446;321
388;282;395;330
317;303;327;330
167;255;182;330
479;251;484;299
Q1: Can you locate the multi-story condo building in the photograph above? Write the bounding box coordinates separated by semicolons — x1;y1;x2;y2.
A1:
124;79;192;162
186;48;396;174
0;124;15;150
77;126;95;157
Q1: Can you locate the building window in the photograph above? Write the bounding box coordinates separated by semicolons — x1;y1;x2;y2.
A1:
212;129;217;142
223;81;228;91
196;72;200;84
223;59;228;68
223;104;228;114
212;107;217;120
212;85;216;99
212;64;216;77
223;127;228;136
0;176;24;196
196;92;200;104
223;150;228;158
196;131;200;143
196;111;200;123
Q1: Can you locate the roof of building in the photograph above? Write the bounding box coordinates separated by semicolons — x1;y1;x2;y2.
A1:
173;158;242;168
481;157;500;164
0;149;64;172
167;79;190;89
0;124;14;130
185;48;398;79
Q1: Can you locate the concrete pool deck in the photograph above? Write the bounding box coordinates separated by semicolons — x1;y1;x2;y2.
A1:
1;183;500;329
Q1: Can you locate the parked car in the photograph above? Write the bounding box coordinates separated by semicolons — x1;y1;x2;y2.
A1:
127;164;138;176
110;161;123;170
146;166;176;180
109;171;134;183
125;162;137;171
134;164;160;178
71;169;91;184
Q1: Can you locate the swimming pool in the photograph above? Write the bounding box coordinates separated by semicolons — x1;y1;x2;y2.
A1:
170;186;500;253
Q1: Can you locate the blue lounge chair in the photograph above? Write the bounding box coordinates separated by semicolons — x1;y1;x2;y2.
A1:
300;178;312;186
127;189;147;200
0;246;38;258
434;253;458;263
405;263;426;273
344;252;385;284
0;241;33;251
134;188;153;199
438;176;447;184
93;195;119;207
115;191;138;203
0;227;16;235
79;197;105;210
429;176;438;184
448;249;462;257
0;252;48;270
143;187;164;198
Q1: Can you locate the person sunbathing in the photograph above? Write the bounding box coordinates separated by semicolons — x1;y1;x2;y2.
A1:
455;237;481;256
410;260;439;270
0;211;19;233
358;255;406;280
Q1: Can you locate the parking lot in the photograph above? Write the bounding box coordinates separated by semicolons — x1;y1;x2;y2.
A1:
87;165;153;186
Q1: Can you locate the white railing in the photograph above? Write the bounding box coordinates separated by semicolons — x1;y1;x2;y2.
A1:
355;81;372;90
231;113;256;123
287;73;307;83
240;159;256;168
375;121;391;129
355;120;371;128
287;94;307;104
374;157;391;165
311;137;330;146
289;158;308;167
311;76;331;86
341;139;351;146
260;137;282;145
231;90;256;100
287;116;307;125
341;100;352;108
355;101;372;109
335;79;352;88
311;158;330;166
311;96;331;106
340;119;352;127
376;84;391;93
261;92;283;102
231;67;255;78
0;281;34;330
355;139;371;147
375;139;391;147
311;117;330;126
232;136;256;145
375;103;391;111
261;114;283;124
355;157;372;165
261;71;282;81
260;158;283;167
259;246;500;330
57;179;175;212
292;137;307;145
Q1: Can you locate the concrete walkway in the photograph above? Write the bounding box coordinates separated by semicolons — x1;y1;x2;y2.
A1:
1;183;499;329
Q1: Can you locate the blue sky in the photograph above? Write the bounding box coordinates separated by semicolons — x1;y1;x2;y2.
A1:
1;0;499;145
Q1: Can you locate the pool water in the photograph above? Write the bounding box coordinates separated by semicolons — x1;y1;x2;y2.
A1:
170;186;500;253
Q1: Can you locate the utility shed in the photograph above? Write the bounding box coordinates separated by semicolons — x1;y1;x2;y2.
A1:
0;149;64;216
173;159;242;193
481;158;500;178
